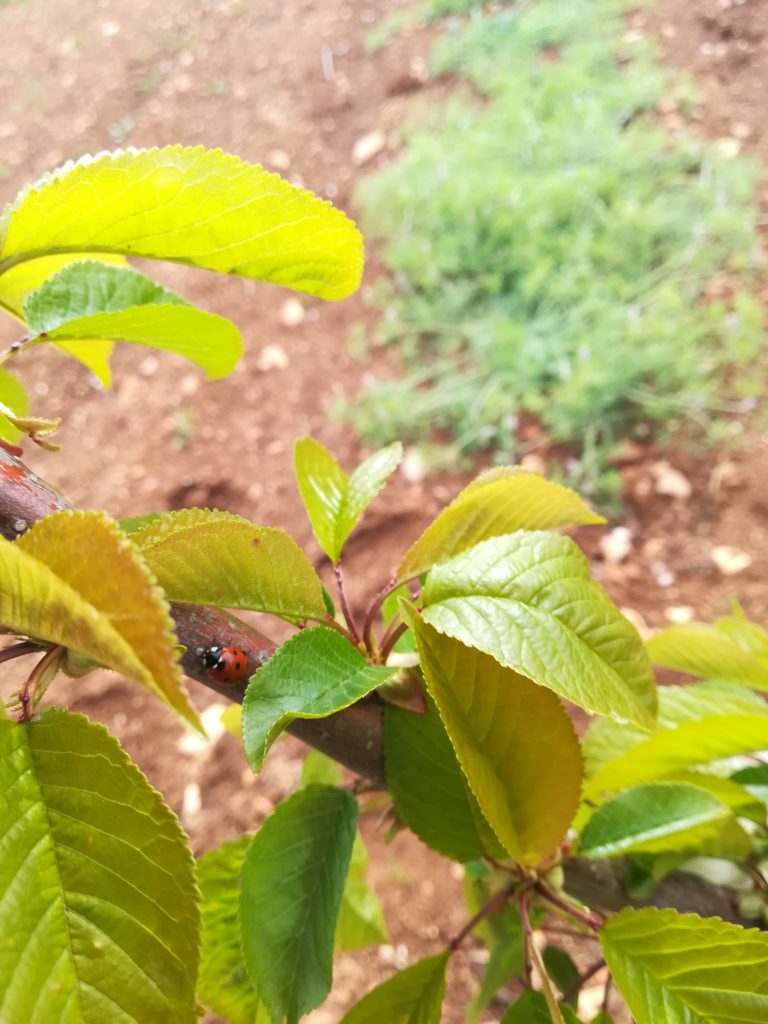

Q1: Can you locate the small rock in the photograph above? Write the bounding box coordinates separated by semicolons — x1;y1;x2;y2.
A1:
101;20;121;37
665;605;695;624
708;460;745;494
711;545;752;575
520;453;548;475
267;148;291;171
138;355;159;377
717;137;741;159
650;460;692;499
400;447;427;483
181;782;202;819
600;526;633;564
650;560;676;588
352;128;386;166
279;297;305;327
257;343;289;372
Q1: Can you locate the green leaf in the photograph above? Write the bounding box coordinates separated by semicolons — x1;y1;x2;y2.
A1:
335;832;389;951
239;786;357;1024
467;907;524;1022
647;622;768;690
600;907;768;1023
0;366;28;444
0;709;199;1022
0;252;125;319
542;947;581;1008
731;764;768;803
0;510;200;729
301;748;343;788
384;694;503;863
119;512;163;535
0;146;364;300
501;990;580;1023
337;952;449;1024
398;466;604;581
198;836;268;1024
422;532;657;728
579;783;737;858
406;609;583;865
242;626;396;772
131;507;326;623
582;680;768;778
23;261;243;380
585;713;768;801
294;436;402;563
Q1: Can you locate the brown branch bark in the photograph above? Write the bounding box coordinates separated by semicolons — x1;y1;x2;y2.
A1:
0;445;758;924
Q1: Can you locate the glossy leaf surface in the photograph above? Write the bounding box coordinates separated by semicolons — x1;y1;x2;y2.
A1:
647;621;768;690
398;466;603;581
409;611;582;864
242;626;395;771
294;436;402;563
131;508;326;623
601;907;768;1023
422;532;656;727
338;952;449;1024
239;786;357;1024
0;710;200;1023
1;510;198;728
0;147;364;300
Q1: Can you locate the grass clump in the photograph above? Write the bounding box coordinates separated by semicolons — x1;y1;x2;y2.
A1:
351;0;763;501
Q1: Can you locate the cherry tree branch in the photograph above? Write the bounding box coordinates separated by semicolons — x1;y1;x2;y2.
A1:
0;446;760;925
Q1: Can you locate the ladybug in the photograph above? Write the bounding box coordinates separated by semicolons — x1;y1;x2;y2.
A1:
202;644;249;683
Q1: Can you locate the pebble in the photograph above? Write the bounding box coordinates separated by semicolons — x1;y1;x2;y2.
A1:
279;297;305;327
664;605;695;624
650;460;692;499
257;343;289;371
353;128;386;166
711;545;752;575
600;525;633;564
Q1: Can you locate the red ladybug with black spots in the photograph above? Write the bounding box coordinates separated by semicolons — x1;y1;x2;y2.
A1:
202;644;249;683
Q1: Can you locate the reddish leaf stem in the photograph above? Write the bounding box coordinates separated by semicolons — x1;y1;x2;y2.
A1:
448;880;518;952
361;575;399;654
562;957;605;1003
0;640;42;665
321;614;357;644
534;880;602;932
520;887;534;987
333;562;361;644
378;622;409;663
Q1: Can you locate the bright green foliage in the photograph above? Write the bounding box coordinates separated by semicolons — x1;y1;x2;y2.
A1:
335;831;390;951
579;783;740;858
337;952;449;1024
0;146;364;300
198;836;268;1024
582;680;768;777
601;907;768;1023
239;786;357;1024
501;990;580;1023
23;261;243;384
0;366;28;443
384;695;504;862
0;251;125;320
647;620;768;690
130;508;326;623
0;510;199;729
351;0;762;499
408;612;582;863
242;626;396;771
0;710;200;1023
585;714;768;800
298;753;389;951
294;436;402;563
421;532;657;727
732;764;768;803
397;466;603;580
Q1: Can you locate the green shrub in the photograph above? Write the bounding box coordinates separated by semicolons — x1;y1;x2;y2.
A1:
351;0;763;499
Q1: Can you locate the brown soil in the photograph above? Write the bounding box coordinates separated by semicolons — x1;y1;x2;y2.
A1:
0;1;765;1021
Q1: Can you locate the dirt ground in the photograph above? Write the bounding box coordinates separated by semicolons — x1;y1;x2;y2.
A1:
0;0;766;1021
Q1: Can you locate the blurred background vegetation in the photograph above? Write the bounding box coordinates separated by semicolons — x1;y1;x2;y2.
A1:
343;0;764;505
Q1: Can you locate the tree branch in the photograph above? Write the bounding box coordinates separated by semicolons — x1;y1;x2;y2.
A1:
0;446;759;924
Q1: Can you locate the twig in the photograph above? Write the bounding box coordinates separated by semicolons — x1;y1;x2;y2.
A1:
379;622;409;663
561;958;605;1003
0;640;43;665
362;576;399;654
333;562;361;644
449;880;518;952
602;973;613;1015
520;887;534;987
535;879;603;932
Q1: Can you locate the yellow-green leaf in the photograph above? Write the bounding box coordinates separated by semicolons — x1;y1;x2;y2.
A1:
0;510;199;729
406;607;583;865
398;467;604;580
0;147;364;301
647;622;768;690
294;436;402;563
0;367;28;444
131;508;326;623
